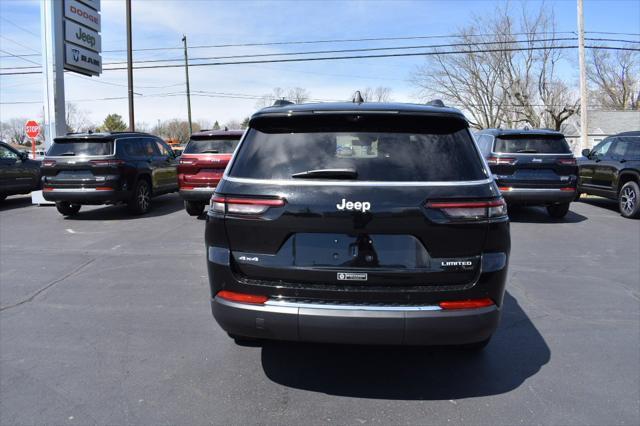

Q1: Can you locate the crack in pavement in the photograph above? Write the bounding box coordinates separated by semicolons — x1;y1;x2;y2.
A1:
0;258;96;312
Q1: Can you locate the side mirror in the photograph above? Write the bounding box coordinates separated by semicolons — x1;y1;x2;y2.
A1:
581;148;591;158
18;151;28;161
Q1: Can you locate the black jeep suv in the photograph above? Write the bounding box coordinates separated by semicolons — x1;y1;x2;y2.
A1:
475;129;577;218
578;131;640;218
41;132;178;216
0;141;41;200
205;101;510;349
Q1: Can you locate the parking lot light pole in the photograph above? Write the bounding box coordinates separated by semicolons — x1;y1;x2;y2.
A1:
126;0;135;131
577;0;588;153
182;35;193;135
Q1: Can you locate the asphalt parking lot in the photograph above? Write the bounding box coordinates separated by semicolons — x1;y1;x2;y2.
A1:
1;194;638;426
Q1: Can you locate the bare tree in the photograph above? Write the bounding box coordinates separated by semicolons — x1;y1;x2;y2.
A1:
357;87;393;102
255;87;310;108
588;46;640;110
412;3;579;130
153;119;201;144
0;118;29;144
65;103;93;133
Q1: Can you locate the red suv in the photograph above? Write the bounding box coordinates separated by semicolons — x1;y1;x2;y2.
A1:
178;129;243;215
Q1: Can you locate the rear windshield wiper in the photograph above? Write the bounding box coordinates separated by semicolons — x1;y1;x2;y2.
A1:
516;149;538;153
201;149;219;153
59;152;76;156
291;168;358;179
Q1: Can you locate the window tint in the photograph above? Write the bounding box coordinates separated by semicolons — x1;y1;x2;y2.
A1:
140;139;159;157
184;138;240;154
494;136;571;154
0;145;19;159
476;134;493;156
615;138;640;158
229;127;486;182
592;139;614;157
122;139;146;157
154;139;172;157
47;140;114;156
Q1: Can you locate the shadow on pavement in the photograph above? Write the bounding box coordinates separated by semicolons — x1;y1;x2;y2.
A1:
507;205;587;223
578;197;620;214
0;195;34;212
260;292;549;400
63;194;183;221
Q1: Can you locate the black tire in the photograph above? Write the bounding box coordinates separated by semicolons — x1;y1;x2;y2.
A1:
185;200;205;216
55;201;81;216
0;194;6;202
574;192;582;201
227;333;262;345
619;181;640;219
128;179;151;215
546;202;570;218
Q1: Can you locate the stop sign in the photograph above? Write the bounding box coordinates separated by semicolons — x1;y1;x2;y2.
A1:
25;120;40;139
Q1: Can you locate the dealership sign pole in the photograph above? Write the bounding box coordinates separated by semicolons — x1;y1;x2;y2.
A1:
40;0;102;148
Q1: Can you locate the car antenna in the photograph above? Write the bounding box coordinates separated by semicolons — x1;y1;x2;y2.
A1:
352;91;364;104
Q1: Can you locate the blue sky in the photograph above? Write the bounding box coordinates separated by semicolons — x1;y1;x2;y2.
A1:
1;0;639;128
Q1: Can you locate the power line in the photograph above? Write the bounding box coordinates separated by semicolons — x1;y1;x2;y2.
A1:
1;44;638;76
0;49;40;66
0;16;39;38
3;36;638;71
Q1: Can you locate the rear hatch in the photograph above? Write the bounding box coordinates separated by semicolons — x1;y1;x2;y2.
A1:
178;136;240;188
41;138;121;189
216;113;501;289
488;134;577;188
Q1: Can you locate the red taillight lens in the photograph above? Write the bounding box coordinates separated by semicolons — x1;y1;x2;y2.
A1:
42;159;56;167
439;298;494;310
89;159;124;167
217;290;268;305
560;187;575;191
426;198;507;219
487;156;516;166
556;158;576;165
210;195;285;215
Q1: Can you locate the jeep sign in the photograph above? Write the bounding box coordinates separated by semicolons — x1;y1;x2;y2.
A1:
64;0;100;32
65;43;102;75
65;20;101;52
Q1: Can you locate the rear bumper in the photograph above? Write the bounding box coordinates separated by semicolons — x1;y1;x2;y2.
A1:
179;187;215;201
212;297;500;345
500;187;576;205
42;188;130;204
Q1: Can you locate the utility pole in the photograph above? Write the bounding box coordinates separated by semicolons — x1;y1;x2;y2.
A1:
182;35;193;135
577;0;588;153
126;0;135;131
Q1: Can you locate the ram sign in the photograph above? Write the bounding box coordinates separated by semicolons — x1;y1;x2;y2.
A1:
65;43;102;75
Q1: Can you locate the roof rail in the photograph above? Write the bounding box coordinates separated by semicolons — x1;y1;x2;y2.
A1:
426;99;445;107
273;99;294;107
352;90;364;104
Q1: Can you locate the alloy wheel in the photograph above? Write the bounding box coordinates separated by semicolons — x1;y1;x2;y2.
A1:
621;186;636;215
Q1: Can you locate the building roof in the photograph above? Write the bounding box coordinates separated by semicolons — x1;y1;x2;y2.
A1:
563;110;640;136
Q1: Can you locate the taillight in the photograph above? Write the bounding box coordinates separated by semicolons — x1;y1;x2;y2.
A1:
556;158;577;165
426;198;507;220
42;159;56;167
439;298;494;310
487;156;516;165
217;290;268;305
89;159;124;167
210;195;285;215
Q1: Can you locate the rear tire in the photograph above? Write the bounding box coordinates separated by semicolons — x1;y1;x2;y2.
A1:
185;200;205;216
55;201;81;216
0;194;6;202
227;333;262;345
619;181;640;218
546;202;570;218
128;179;151;215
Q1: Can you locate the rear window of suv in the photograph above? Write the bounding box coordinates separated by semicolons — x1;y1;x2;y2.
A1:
494;135;571;154
228;115;487;182
184;138;240;154
47;139;114;156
